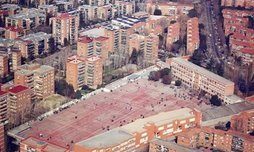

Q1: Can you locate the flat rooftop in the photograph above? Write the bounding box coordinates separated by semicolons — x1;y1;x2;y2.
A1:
10;78;204;149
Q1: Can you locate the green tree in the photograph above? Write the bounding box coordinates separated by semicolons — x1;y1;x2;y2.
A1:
162;75;172;85
148;71;161;81
75;90;82;99
175;80;182;86
238;77;247;94
160;68;171;78
189;49;203;66
48;37;56;54
154;9;162;15
188;9;198;18
216;64;224;76
210;95;222;106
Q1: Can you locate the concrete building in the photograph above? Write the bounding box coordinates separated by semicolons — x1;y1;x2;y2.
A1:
231;109;254;134
221;0;254;8
66;55;103;90
74;108;201;152
51;13;79;45
20;136;69;152
149;139;191;152
177;127;254;152
8;85;31;127
0;54;9;77
115;1;135;17
0;124;5;152
171;58;235;101
14;64;55;101
4;26;25;39
187;17;199;54
14;32;51;59
77;36;110;62
5;8;46;32
129;33;159;64
0;90;8;125
145;1;194;16
11;49;21;71
166;22;180;49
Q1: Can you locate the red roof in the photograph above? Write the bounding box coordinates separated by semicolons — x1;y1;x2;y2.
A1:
6;26;24;32
78;36;93;43
0;90;7;96
9;85;29;94
240;48;254;55
94;36;108;41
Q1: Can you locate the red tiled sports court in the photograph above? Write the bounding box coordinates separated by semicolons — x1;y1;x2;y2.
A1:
16;79;202;149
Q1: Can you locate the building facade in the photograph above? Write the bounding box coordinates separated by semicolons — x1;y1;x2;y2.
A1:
187;17;199;54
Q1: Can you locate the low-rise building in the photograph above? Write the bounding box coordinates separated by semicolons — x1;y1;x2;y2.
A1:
74;108;201;152
171;58;235;101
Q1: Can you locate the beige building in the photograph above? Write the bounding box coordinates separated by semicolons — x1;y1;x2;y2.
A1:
77;36;110;62
187;17;199;54
0;54;9;77
8;85;32;127
115;1;135;17
129;33;159;64
166;22;180;49
11;49;21;71
14;64;55;101
14;32;51;59
5;8;46;32
66;55;103;90
0;90;8;125
171;58;235;101
51;13;79;45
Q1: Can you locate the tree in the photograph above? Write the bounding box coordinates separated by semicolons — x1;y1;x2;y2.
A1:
81;85;89;90
154;9;162;15
64;38;69;46
189;49;203;66
210;95;222;106
75;90;82;99
175;80;182;86
188;9;198;18
238;77;247;94
130;48;138;64
55;79;75;98
162;75;172;85
160;68;171;78
48;37;56;54
148;71;160;81
216;63;224;76
225;121;231;129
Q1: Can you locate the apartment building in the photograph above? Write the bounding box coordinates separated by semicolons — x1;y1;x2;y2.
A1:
8;85;31;126
66;55;86;90
79;4;114;23
0;4;20;16
15;32;51;59
0;124;5;152
115;1;135;17
177;127;254;152
74;108;201;152
231;109;254;134
20;136;69;152
0;54;9;77
38;4;58;16
88;0;109;6
14;64;55;101
171;58;235;101
149;139;191;152
51;13;79;45
145;1;194;16
77;36;110;62
0;90;8;125
11;49;21;71
187;17;199;54
222;9;254;36
5;8;46;32
66;55;103;90
129;33;159;64
221;0;254;8
166;22;180;49
4;26;25;39
55;0;73;12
